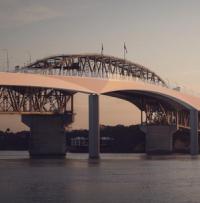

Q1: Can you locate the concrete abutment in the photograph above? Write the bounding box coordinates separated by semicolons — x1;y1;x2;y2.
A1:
22;114;73;157
140;125;177;154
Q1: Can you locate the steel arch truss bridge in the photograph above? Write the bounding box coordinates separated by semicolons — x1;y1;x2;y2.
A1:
108;91;197;129
21;54;166;86
0;86;74;115
2;52;199;156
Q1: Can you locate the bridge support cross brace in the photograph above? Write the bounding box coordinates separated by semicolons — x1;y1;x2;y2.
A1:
89;94;100;159
190;109;199;155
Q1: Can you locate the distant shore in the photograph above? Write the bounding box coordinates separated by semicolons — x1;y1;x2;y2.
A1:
0;125;194;153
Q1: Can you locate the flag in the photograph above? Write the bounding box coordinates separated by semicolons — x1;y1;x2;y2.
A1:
124;42;128;54
101;43;104;55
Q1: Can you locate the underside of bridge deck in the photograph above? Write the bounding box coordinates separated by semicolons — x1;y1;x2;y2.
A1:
104;90;199;155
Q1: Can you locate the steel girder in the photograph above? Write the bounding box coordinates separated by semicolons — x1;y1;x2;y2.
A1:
19;54;167;86
0;85;197;129
105;91;193;128
0;86;74;114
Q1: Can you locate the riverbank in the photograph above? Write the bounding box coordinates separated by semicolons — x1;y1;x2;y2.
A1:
0;125;194;153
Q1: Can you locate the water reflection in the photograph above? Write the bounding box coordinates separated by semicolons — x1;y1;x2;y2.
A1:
0;152;200;202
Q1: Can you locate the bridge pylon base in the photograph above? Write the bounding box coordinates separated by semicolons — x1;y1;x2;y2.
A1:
22;114;73;158
89;94;100;159
140;125;177;154
190;109;199;155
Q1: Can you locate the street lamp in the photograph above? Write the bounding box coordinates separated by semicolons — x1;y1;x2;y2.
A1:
26;51;32;65
0;49;9;72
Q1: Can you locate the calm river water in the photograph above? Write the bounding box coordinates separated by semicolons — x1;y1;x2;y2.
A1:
0;151;200;203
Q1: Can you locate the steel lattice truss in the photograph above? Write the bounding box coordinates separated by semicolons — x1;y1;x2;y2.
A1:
0;86;197;129
3;49;198;129
142;99;196;128
144;103;177;125
144;103;191;127
106;91;195;128
0;86;74;114
19;54;166;86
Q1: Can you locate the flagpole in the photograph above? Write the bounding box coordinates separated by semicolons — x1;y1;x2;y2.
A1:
123;42;127;61
101;43;104;56
124;46;125;61
101;43;103;72
123;42;125;60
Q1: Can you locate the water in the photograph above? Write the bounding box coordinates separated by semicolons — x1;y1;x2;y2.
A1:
0;152;200;203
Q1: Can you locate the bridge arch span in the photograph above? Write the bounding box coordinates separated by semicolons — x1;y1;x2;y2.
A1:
22;54;166;86
104;89;194;110
52;75;200;111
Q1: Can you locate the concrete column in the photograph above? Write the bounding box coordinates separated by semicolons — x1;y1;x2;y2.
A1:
140;125;177;154
89;94;100;159
22;114;72;157
190;109;199;155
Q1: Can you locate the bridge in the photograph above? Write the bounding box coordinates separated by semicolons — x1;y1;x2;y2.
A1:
0;54;199;158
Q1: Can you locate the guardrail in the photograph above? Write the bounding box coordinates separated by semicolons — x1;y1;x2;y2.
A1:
1;67;200;98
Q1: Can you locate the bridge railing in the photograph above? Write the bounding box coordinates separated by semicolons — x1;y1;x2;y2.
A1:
13;66;167;86
2;67;200;98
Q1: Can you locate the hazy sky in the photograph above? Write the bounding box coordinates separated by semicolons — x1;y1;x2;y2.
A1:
0;0;200;131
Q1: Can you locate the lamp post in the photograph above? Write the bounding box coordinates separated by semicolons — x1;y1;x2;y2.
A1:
0;49;9;72
26;51;32;65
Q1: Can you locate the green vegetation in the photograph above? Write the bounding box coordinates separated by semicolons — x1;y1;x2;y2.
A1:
0;125;193;153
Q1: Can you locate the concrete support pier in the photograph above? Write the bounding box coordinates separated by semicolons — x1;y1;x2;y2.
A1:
22;114;71;157
140;125;177;154
190;109;199;155
89;94;100;159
